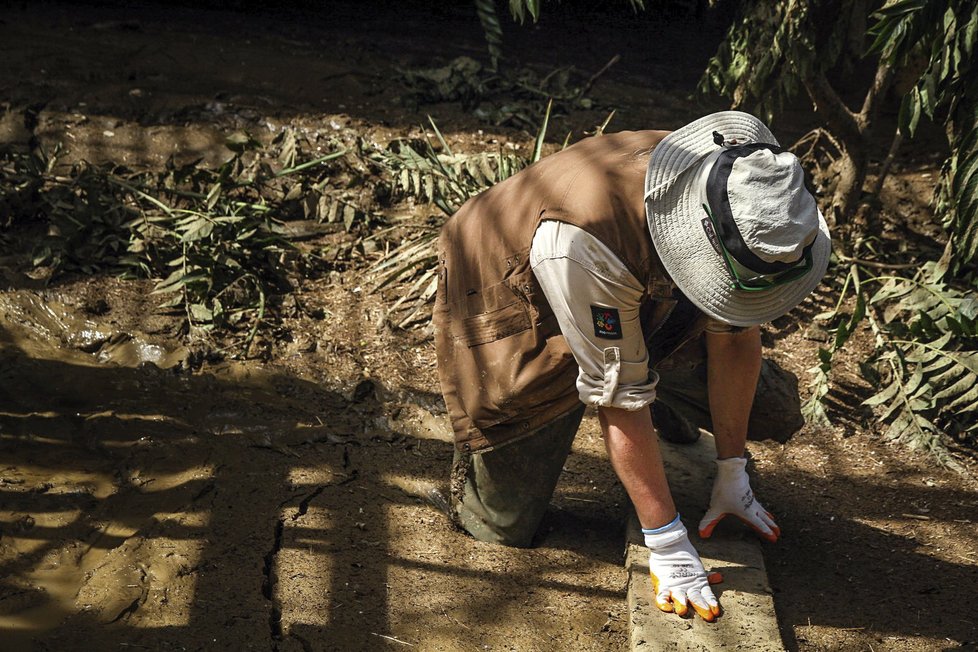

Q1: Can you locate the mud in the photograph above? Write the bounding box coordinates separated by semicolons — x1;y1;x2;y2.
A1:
0;286;631;651
2;3;978;652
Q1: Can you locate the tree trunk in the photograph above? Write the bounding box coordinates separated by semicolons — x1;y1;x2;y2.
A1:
801;65;894;227
831;145;868;224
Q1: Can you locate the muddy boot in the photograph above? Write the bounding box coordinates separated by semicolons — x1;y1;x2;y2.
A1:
651;400;701;444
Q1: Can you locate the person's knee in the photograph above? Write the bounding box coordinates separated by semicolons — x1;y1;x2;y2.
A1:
447;407;584;546
454;501;540;547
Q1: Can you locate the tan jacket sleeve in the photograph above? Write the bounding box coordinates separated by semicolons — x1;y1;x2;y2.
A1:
530;220;658;411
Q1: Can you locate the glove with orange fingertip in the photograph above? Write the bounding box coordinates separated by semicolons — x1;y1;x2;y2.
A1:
698;456;780;543
644;513;723;622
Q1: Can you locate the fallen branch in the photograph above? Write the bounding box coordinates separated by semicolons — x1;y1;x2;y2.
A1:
579;54;621;98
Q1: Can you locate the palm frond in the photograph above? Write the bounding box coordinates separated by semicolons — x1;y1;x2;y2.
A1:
367;114;553;328
859;265;978;469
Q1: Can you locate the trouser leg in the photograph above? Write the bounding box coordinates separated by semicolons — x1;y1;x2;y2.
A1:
450;404;586;547
654;357;804;443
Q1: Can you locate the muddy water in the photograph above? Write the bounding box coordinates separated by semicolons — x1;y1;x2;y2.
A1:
0;288;631;651
0;291;360;649
0;292;191;368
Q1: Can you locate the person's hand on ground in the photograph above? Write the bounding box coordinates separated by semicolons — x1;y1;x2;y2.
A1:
698;456;780;542
644;514;722;622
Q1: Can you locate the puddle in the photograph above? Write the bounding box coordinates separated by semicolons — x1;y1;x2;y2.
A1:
0;292;189;369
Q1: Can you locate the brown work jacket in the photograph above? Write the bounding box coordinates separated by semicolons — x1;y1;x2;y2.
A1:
433;130;709;453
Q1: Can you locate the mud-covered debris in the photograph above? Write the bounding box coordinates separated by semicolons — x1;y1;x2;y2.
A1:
82;298;110;316
803;324;831;342
386;403;452;442
352;378;376;403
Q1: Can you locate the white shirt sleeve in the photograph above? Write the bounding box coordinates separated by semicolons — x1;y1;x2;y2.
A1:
530;220;658;411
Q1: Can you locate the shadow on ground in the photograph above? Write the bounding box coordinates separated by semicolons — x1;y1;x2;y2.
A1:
0;311;630;650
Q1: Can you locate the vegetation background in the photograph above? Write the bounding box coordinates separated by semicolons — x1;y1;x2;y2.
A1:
1;1;976;650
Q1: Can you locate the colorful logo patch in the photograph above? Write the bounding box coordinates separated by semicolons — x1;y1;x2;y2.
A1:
591;305;623;340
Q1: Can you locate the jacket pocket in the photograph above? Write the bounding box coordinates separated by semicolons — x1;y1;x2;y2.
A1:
458;314;575;431
450;272;573;431
458;300;531;347
453;274;536;348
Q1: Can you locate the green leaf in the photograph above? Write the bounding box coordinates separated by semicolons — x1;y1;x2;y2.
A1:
532;99;552;164
152;271;207;294
952;137;978;200
920;354;954;375
205;182;221;210
946;350;978;375
817;347;833;365
157;294;182;309
884;411;913;442
190;303;214;322
938;374;978;408
863;378;901;407
880;390;906;422
950;394;978;414
904;364;926;396
180;217;214;242
900;88;922;137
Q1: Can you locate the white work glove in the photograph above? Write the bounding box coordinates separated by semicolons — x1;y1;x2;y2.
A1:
698;456;780;543
644;514;722;622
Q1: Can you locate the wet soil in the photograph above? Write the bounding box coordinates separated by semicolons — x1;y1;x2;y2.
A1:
2;2;977;651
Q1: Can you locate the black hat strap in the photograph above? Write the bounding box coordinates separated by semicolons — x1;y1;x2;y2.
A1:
705;142;813;275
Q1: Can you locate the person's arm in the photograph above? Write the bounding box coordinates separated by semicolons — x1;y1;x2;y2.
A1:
600;404;721;622
532;219;672;525
706;326;761;459
531;222;720;621
598;405;675;529
699;325;781;542
530;221;656;411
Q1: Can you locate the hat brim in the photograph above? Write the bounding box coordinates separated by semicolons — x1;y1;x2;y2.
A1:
645;111;831;327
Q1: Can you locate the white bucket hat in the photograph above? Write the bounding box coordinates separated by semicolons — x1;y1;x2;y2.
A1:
644;111;831;327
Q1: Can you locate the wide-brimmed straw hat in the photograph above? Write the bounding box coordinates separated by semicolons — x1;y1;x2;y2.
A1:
644;111;831;327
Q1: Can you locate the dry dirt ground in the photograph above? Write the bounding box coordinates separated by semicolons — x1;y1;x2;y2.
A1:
1;2;977;651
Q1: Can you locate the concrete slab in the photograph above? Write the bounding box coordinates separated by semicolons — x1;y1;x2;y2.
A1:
626;433;785;651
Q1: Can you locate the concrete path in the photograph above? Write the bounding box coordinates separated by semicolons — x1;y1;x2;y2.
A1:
625;433;785;651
